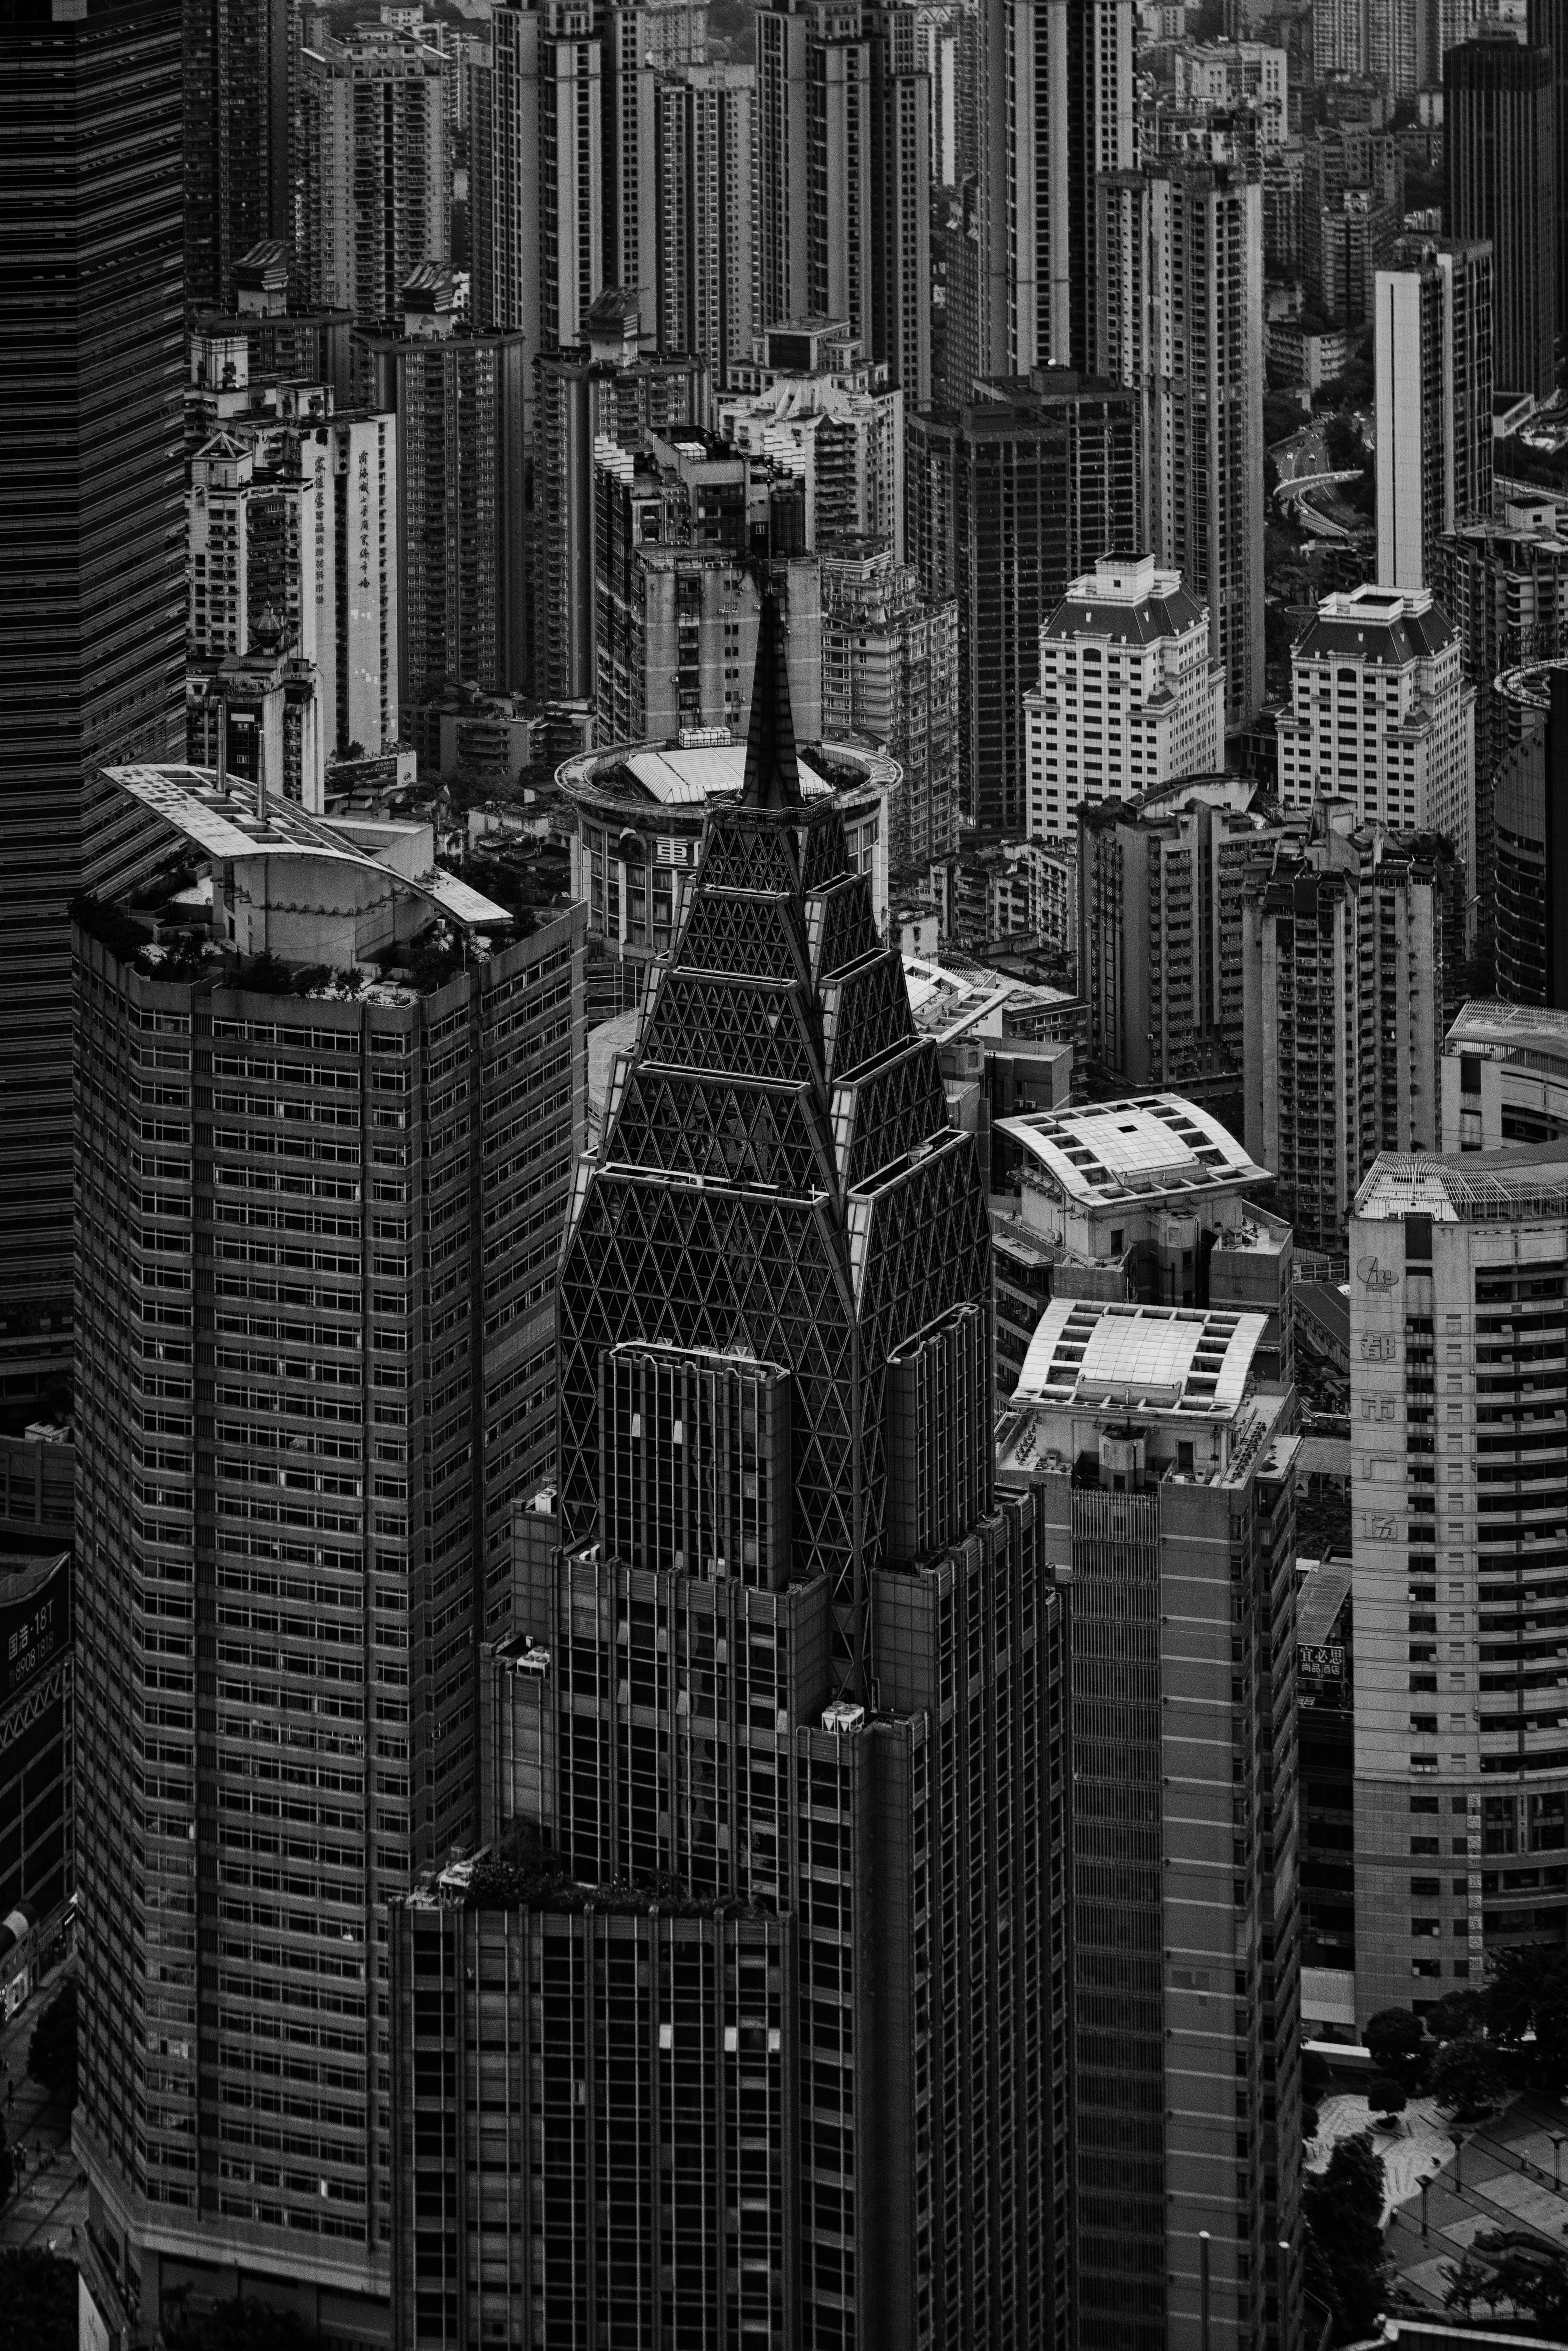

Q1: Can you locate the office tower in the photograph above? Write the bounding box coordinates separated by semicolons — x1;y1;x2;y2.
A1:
906;370;1140;836
1145;151;1267;726
182;0;293;309
653;62;755;387
969;0;1135;379
1446;34;1556;401
994;1092;1293;1384
1242;822;1452;1250
355;270;529;723
191;239;356;410
998;1298;1302;2351
1022;551;1225;842
394;602;1073;2345
1347;1146;1568;2028
1375;237;1494;595
752;0;933;397
533;293;711;702
719;321;905;553
1078;773;1291;1099
298;25;452;325
468;1;602;362
593;429;818;741
1491;663;1568;1009
71;761;585;2346
0;0;185;1404
1301;123;1403;321
558;706;894;993
1529;0;1568;336
1275;582;1476;875
0;1544;72;2015
819;537;959;869
1441;998;1568;1150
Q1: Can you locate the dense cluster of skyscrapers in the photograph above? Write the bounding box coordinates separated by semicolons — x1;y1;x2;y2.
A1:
5;0;1568;2345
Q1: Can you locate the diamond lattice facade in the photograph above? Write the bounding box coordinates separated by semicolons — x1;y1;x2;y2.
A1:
392;595;1071;2347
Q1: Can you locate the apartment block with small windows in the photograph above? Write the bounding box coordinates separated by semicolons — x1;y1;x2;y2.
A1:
1349;1150;1568;2026
1023;551;1225;842
1275;582;1476;878
71;761;583;2346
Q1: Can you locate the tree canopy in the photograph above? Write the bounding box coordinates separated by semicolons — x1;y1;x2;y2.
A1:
0;2251;76;2351
26;1980;76;2109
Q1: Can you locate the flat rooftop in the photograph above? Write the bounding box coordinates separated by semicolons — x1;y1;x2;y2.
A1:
1001;1094;1268;1208
560;734;896;815
1446;997;1568;1066
1355;1144;1568;1223
1010;1298;1267;1416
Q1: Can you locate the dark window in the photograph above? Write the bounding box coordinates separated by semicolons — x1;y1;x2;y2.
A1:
1405;1214;1433;1263
1460;1055;1482;1097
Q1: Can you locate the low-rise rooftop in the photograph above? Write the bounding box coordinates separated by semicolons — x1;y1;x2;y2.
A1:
1000;1094;1268;1208
1011;1299;1267;1416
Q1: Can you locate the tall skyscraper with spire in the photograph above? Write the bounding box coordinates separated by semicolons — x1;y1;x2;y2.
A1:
391;590;1072;2344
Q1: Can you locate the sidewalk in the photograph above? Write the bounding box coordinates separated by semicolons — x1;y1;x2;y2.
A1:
0;1957;86;2257
1384;2092;1568;2316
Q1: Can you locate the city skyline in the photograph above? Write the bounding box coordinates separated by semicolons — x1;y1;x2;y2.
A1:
4;1;1568;2347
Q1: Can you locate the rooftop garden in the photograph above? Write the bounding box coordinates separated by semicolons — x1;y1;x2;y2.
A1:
465;1819;767;1921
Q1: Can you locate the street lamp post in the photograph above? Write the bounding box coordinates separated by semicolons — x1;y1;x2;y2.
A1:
1200;2229;1212;2351
1552;2133;1564;2194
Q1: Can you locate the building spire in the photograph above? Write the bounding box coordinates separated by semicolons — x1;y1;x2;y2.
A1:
739;585;803;812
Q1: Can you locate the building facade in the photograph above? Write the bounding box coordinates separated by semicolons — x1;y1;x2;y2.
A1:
1441;999;1568;1154
391;599;1074;2346
181;0;293;310
1445;33;1556;402
751;0;934;398
1022;551;1225;842
468;0;603;368
720;321;906;555
0;0;186;1404
906;371;1140;836
998;1298;1303;2351
354;274;530;722
1078;773;1288;1100
1145;151;1267;727
532;291;711;703
819;537;959;870
653;62;755;387
1275;583;1476;881
298;26;452;326
1349;1148;1568;2025
1242;822;1451;1251
1374;238;1494;596
72;762;584;2346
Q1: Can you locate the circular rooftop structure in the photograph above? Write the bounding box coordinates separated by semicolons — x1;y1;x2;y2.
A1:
557;727;898;962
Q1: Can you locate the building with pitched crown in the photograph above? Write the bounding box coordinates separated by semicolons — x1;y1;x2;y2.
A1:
390;594;1072;2345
